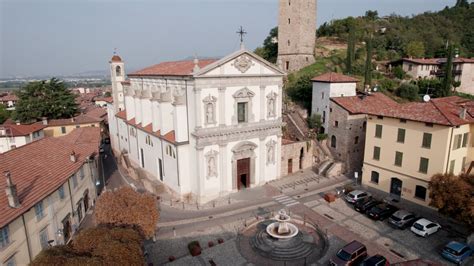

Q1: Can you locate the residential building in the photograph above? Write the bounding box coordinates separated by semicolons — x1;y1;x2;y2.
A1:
311;72;358;133
93;97;113;108
0;94;18;110
388;57;474;95
0;123;46;153
362;96;474;206
0;127;101;265
108;48;284;203
329;92;397;175
41;114;103;137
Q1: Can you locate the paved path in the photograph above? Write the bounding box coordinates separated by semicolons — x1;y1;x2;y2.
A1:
272;194;300;207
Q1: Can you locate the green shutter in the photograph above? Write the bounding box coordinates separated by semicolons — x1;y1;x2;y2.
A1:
395;151;403;166
419;157;429;173
397;128;405;143
373;146;380;160
462;133;469;147
422;133;432;148
375;124;383;138
449;160;455;174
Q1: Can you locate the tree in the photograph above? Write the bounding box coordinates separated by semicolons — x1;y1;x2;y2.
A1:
455;0;470;8
365;10;379;21
307;114;322;130
286;74;313;112
405;41;425;58
14;78;77;122
345;24;356;74
31;226;144;266
429;173;474;229
393;66;407;79
254;27;278;63
364;36;373;87
440;43;455;97
104;91;112;97
0;105;9;124
95;187;159;238
396;83;420;101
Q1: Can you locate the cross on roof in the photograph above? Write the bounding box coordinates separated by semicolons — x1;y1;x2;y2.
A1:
236;26;247;44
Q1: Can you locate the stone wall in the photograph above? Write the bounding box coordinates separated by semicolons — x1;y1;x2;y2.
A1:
328;101;367;175
281;139;315;176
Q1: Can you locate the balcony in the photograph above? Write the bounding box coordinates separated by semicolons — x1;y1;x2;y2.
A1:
430;69;463;77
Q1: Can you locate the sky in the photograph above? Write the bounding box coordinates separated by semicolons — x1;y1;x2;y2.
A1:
0;0;457;78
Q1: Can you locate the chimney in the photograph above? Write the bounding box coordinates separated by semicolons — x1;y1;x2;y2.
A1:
42;117;48;125
5;171;20;208
460;107;467;119
70;151;77;162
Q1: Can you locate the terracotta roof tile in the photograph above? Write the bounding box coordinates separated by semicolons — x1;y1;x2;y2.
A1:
311;72;359;83
110;55;122;62
115;111;174;143
163;130;176;143
331;93;397;115
397;57;474;65
0;127;101;228
0;123;46;137
129;59;218;77
116;110;127;120
83;107;107;121
0;94;18;102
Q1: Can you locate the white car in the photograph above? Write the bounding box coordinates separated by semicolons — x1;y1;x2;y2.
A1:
410;218;441;237
344;190;371;204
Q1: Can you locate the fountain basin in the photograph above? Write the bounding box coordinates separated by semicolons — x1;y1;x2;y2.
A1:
266;221;299;239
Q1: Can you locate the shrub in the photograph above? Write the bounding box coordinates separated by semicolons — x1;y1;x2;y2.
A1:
208;241;215;247
188;241;202;256
396;83;420;101
393;66;406;79
217;238;224;244
378;79;398;92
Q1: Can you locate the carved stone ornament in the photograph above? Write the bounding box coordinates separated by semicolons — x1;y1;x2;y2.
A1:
266;92;278;118
232;55;254;73
205;150;219;179
266;139;277;165
233;87;255;99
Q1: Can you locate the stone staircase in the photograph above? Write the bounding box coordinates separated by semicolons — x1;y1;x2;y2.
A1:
317;159;333;176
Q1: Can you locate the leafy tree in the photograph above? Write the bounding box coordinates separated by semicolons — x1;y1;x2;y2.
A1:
0;105;9;124
286;74;313;112
429;173;474;229
455;0;470;8
378;79;398;92
393;66;407;79
307;114;322;129
95;187;159;238
31;226;144;266
416;78;442;96
14;78;77;122
365;10;379;21
405;41;426;58
254;27;278;63
104;91;112;97
396;83;420;101
364;36;373;86
440;43;455;97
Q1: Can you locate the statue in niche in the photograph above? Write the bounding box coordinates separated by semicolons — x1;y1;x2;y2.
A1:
268;97;275;117
207;156;217;177
266;140;276;165
206;103;214;124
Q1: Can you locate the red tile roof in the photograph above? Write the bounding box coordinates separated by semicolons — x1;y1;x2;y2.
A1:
163;130;175;143
45;114;102;126
311;72;359;83
115;111;176;143
0;123;46;137
331;93;398;115
0;127;101;228
110;55;122;62
129;59;218;77
0;94;18;102
334;93;474;126
83;107;107;121
397;57;474;65
121;80;131;85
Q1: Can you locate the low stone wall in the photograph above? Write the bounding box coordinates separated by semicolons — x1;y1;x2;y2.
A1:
281;140;315;176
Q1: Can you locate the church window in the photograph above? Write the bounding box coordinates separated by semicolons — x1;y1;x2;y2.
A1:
115;66;121;76
130;128;136;137
145;135;153;146
166;145;176;158
288;40;290;47
285;61;289;70
288;18;291;24
202;94;217;125
238;103;247;123
331;135;337;148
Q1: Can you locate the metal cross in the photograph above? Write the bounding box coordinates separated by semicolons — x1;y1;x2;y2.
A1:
236;26;247;43
113;48;117;55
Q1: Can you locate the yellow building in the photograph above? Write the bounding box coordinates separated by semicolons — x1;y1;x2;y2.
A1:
0;128;101;265
362;96;474;206
42;114;102;137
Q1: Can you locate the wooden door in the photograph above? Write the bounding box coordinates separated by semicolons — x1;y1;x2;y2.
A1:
288;159;293;174
237;158;250;190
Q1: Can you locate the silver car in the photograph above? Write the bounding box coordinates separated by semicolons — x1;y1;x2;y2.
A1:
344;190;371;204
388;210;416;229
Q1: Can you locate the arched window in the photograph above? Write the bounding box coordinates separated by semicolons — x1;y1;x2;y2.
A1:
145;135;153;146
331;135;337;148
115;66;121;76
166;145;176;158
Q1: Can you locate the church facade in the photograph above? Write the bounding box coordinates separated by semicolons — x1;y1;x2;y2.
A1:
107;48;284;203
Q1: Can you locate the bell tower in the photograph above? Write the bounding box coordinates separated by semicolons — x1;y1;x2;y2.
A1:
277;0;317;72
109;52;125;112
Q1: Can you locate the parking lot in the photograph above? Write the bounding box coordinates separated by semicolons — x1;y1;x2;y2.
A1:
302;194;471;265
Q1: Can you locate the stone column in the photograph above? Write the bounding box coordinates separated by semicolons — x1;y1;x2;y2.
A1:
195;88;202;128
259;136;266;184
196;147;204;203
276;134;282;179
219;143;227;194
218;87;226;126
260;85;266;121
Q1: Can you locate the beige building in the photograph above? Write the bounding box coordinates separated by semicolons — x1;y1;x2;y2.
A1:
0;128;101;265
42;114;102;137
388;57;474;95
362;96;474;206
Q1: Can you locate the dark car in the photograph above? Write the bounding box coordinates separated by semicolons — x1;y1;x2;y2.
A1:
441;241;473;265
329;240;367;266
354;198;381;213
366;203;398;221
388;210;417;229
360;254;389;266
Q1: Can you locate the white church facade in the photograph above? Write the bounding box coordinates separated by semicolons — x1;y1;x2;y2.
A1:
107;48;285;203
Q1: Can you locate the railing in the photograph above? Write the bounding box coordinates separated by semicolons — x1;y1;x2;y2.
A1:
430;69;463;76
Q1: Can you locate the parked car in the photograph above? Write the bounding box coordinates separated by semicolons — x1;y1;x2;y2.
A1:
441;241;473;265
329;240;367;266
366;203;398;221
354;198;381;213
410;218;441;237
360;254;389;266
388;210;417;229
344;190;371;204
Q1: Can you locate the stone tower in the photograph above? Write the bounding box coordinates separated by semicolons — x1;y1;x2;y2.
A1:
277;0;317;72
109;53;125;111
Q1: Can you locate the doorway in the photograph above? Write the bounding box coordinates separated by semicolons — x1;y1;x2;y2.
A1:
237;158;250;190
390;177;403;200
299;148;304;169
288;159;293;174
83;190;89;212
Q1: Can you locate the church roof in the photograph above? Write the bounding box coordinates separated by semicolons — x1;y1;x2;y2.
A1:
110;55;122;62
129;59;218;77
311;72;359;83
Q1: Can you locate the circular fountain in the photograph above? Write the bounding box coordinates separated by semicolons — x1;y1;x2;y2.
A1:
265;210;299;240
